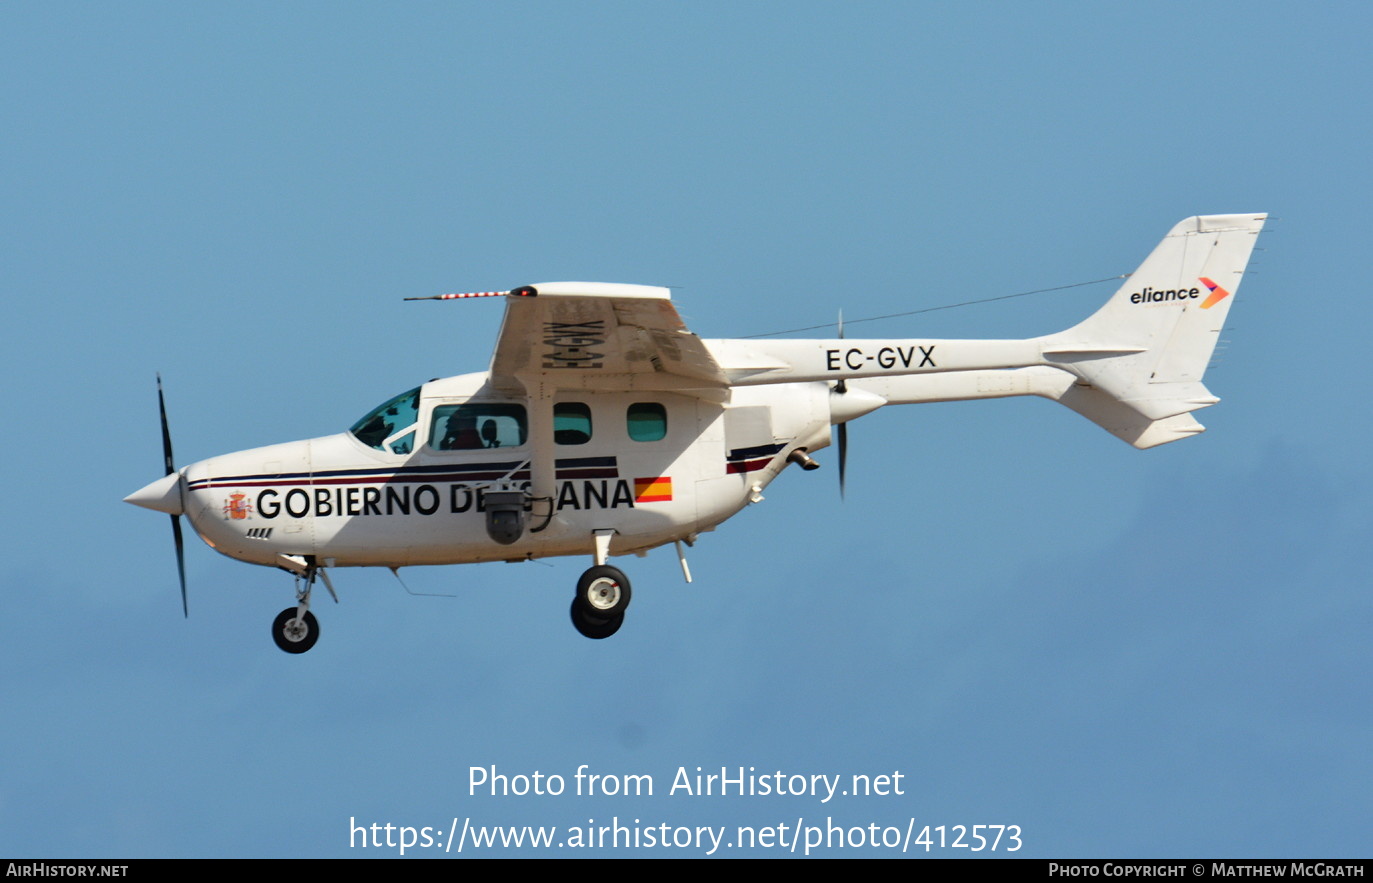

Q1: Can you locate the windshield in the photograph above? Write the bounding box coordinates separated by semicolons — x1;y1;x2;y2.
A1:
350;386;421;452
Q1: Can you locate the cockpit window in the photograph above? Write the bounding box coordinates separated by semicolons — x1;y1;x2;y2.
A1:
388;430;415;455
350;387;421;451
430;403;527;450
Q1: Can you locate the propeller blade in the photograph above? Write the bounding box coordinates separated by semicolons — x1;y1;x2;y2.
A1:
837;421;847;500
835;309;847;498
157;373;175;477
171;513;187;618
156;374;188;617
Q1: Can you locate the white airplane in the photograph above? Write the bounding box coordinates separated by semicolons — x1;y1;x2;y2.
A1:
126;213;1266;652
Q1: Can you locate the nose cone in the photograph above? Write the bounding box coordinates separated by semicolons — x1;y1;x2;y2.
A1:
124;472;184;515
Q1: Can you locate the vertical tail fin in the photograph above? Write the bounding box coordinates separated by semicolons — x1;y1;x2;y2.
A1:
1042;214;1266;443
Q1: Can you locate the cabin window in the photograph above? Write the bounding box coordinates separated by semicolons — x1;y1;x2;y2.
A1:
350;387;421;451
388;430;415;455
430;402;528;450
626;402;667;442
554;403;593;445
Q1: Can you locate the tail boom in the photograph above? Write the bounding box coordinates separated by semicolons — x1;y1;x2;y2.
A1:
851;365;1206;449
709;213;1266;449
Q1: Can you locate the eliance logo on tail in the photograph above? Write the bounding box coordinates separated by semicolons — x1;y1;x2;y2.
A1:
1129;277;1231;308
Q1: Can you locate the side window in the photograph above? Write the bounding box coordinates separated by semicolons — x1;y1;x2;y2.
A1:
430;403;527;451
554;403;592;445
626;402;667;442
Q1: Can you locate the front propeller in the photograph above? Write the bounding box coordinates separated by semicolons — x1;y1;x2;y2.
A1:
125;375;188;617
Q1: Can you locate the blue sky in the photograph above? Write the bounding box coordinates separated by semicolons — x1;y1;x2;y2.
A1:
3;1;1369;857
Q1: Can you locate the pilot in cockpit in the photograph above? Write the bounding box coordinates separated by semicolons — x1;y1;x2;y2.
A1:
440;413;482;450
480;419;500;448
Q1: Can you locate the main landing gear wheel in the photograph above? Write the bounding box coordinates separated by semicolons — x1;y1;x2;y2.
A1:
272;607;319;654
576;565;631;618
569;597;624;640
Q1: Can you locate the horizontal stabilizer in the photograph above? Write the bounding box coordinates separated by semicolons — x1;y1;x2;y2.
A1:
1118;381;1220;420
1057;383;1207;449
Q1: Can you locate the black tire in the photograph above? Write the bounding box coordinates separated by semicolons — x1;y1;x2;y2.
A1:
570;597;624;640
272;607;319;654
575;565;631;618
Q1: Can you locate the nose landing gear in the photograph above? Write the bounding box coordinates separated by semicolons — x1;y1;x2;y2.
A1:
271;557;334;654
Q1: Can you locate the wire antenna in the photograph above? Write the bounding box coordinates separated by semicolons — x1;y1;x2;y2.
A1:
745;275;1127;338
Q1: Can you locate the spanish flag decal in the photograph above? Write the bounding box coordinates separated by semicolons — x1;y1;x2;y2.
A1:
634;476;673;503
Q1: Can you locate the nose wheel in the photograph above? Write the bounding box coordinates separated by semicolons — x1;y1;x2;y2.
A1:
571;564;630;639
272;607;319;653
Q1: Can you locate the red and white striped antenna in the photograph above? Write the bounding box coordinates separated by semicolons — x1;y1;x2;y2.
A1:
404;286;538;302
404;290;509;302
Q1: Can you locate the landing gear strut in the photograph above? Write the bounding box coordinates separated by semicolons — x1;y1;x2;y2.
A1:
570;564;630;640
272;559;331;654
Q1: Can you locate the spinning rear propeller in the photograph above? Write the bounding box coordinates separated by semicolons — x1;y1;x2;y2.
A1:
834;310;849;499
824;310;890;497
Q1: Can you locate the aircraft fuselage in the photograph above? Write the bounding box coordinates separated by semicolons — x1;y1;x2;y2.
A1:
180;372;830;569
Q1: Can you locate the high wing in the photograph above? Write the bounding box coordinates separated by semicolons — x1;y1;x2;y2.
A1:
487;282;729;400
